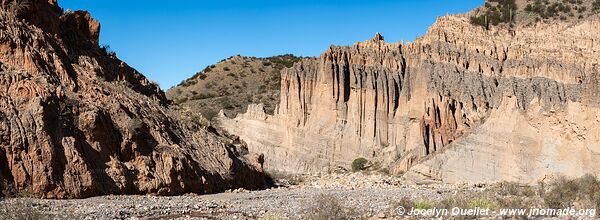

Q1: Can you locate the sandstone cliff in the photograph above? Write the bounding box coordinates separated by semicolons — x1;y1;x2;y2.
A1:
217;11;600;183
0;0;264;198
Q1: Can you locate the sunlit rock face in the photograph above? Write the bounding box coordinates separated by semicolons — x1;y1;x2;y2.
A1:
217;14;600;183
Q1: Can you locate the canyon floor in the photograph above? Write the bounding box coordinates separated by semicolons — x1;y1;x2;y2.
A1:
0;173;462;219
2;172;576;220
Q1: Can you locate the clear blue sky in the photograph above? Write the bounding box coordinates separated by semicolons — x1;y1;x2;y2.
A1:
59;0;483;89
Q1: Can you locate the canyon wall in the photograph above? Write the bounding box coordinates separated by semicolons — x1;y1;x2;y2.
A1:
217;14;600;183
0;0;264;198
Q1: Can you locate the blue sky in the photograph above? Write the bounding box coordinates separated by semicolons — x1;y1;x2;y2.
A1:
59;0;483;89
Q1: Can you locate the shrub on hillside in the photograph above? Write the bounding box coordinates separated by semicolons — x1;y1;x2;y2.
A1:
351;158;369;171
191;93;217;100
196;73;208;80
470;0;517;29
267;54;302;69
525;0;591;20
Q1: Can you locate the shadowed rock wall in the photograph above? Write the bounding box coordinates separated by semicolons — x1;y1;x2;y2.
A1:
0;0;265;198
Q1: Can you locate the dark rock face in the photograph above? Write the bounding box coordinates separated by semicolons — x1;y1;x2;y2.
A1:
0;0;264;198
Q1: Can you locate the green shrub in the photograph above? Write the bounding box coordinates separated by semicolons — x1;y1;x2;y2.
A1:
196;73;208;80
543;174;600;209
351;158;369;171
470;15;488;28
218;96;237;110
176;79;194;87
191;93;217;100
267;54;302;68
186;66;214;82
414;199;432;210
468;198;497;210
470;0;517;28
378;168;390;175
205;82;216;89
525;0;590;20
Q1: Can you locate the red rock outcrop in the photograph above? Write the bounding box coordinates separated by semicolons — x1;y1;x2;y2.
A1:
217;13;600;183
0;0;264;198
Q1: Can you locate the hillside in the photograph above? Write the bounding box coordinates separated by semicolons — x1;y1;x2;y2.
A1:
469;0;600;27
0;0;264;198
167;55;302;119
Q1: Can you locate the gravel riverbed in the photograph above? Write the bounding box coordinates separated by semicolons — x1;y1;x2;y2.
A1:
0;173;511;219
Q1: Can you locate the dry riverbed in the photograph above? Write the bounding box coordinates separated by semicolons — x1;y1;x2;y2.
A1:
1;173;596;219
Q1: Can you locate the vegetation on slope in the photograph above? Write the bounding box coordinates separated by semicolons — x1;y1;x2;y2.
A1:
471;0;600;29
470;0;518;28
524;0;597;20
167;54;303;119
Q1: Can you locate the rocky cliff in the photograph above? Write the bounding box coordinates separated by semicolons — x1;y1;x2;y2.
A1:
0;0;264;199
217;11;600;183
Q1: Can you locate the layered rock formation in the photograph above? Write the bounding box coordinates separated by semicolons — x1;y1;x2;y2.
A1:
217;12;600;183
0;0;264;198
